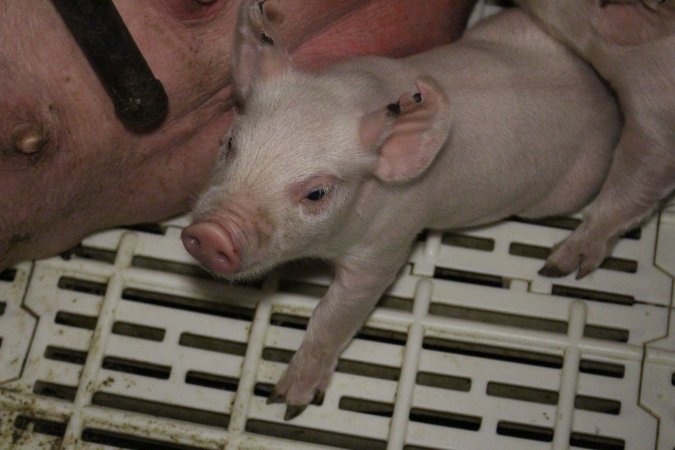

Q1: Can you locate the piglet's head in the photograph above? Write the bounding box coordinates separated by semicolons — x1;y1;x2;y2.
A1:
182;0;451;280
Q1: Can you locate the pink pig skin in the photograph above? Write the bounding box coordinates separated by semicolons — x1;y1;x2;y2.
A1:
516;0;675;278
182;1;620;419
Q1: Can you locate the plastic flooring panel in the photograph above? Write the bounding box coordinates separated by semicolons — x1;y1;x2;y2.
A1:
2;211;673;449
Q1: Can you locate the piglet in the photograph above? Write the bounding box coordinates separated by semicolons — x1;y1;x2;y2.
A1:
182;0;620;420
516;0;675;278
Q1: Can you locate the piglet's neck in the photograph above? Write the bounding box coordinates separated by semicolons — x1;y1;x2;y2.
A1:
316;64;393;112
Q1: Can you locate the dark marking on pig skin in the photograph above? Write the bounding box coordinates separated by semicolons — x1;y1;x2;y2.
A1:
261;32;275;46
258;0;266;13
599;0;665;6
413;92;422;103
234;97;246;114
1;232;34;267
8;233;32;247
255;207;274;249
387;102;401;116
154;0;226;22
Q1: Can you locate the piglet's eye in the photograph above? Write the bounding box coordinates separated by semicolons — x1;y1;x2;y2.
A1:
306;188;327;201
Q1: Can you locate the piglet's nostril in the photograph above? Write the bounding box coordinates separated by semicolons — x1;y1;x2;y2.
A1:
181;222;241;274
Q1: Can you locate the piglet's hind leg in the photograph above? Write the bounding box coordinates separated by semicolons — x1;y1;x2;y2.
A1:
541;124;675;279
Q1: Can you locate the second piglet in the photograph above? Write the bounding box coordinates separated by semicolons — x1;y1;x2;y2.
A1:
516;0;675;279
182;1;620;420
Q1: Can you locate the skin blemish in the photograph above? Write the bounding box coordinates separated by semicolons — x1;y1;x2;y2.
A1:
261;32;274;46
413;92;422;103
159;0;226;22
234;97;246;114
387;102;401;116
6;233;32;252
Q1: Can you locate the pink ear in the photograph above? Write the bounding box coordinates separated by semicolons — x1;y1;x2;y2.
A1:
232;0;293;103
361;77;451;183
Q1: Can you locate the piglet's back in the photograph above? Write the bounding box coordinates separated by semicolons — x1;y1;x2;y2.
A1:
342;9;620;228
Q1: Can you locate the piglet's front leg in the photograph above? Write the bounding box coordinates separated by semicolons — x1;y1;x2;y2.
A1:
268;262;401;420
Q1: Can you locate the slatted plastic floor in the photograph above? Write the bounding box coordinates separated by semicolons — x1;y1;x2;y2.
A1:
1;3;674;450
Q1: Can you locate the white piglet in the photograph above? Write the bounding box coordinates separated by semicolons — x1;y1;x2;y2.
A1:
517;0;675;278
182;0;620;419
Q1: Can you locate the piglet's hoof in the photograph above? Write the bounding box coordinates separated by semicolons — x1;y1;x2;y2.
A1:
266;392;308;421
541;231;611;280
265;357;331;421
266;385;326;421
538;264;568;278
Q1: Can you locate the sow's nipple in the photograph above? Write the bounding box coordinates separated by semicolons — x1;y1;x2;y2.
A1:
11;123;48;155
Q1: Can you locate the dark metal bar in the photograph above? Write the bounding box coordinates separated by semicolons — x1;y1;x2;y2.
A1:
51;0;168;132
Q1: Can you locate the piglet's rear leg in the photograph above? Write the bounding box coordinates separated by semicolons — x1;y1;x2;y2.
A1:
540;124;675;279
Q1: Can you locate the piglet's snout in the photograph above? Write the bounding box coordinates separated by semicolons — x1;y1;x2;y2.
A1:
182;222;241;274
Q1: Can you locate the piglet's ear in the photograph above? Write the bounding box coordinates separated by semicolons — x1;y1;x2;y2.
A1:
232;0;293;104
360;77;451;183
